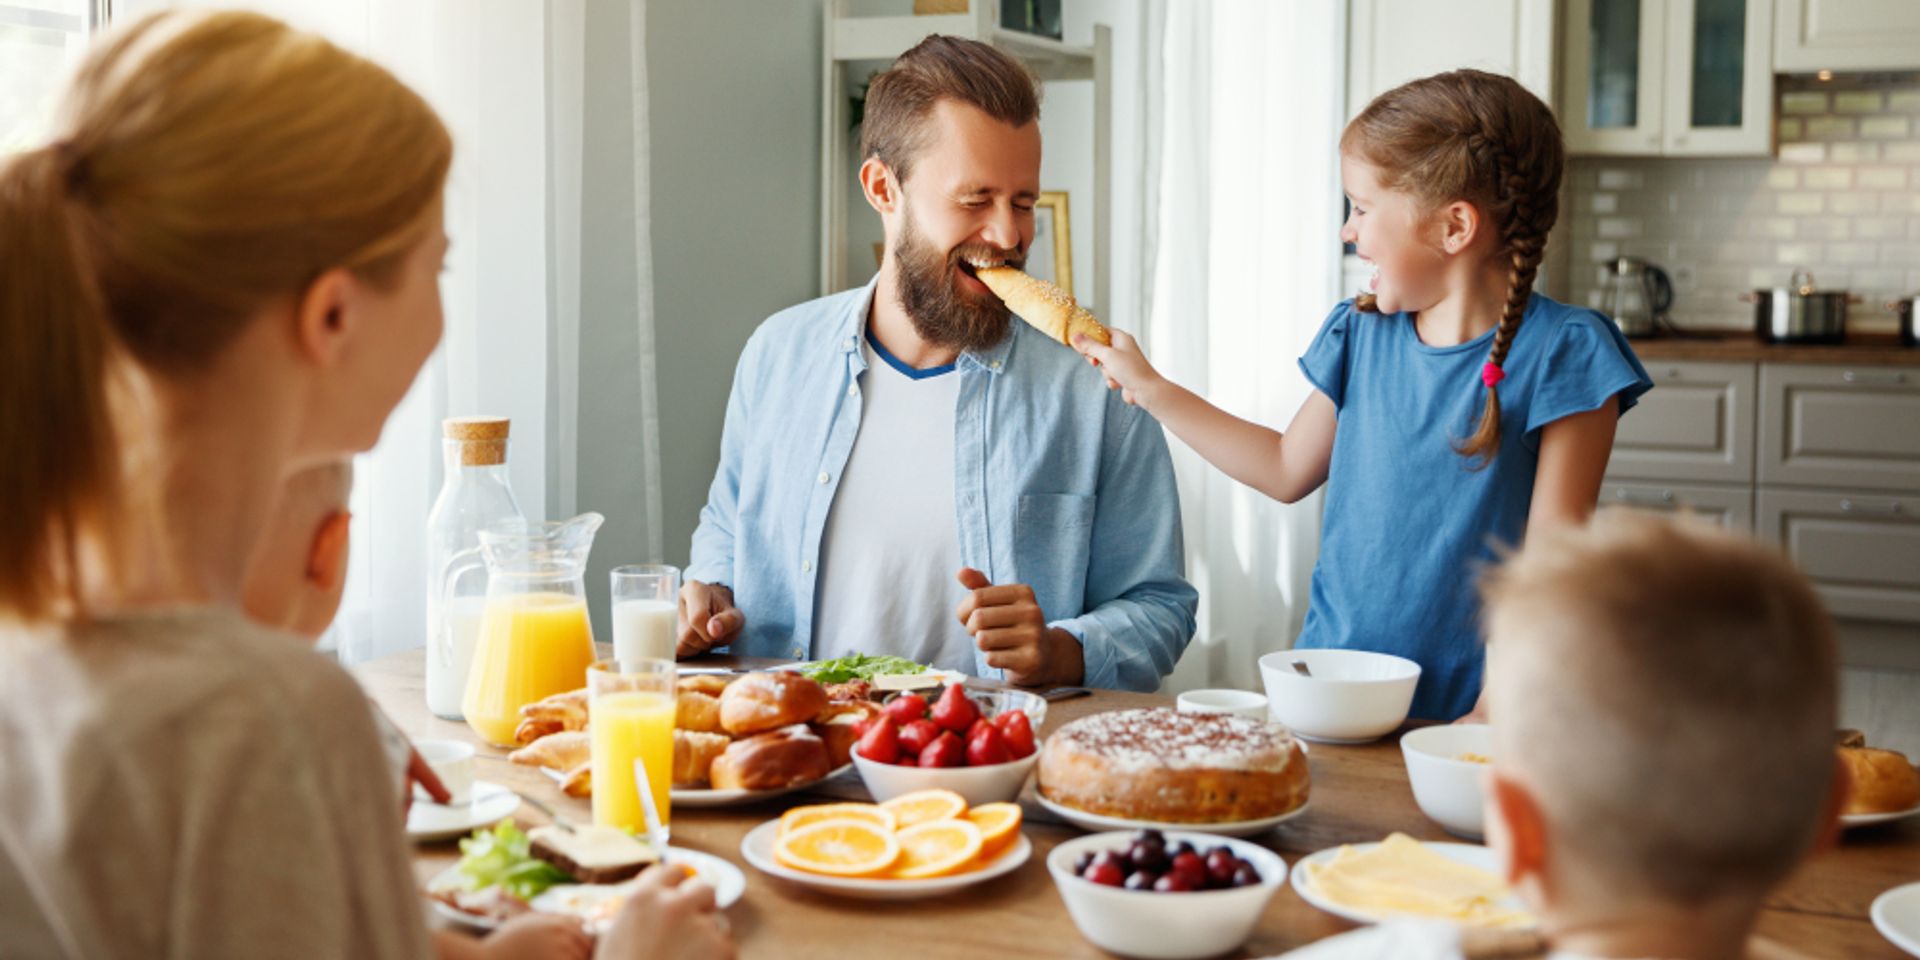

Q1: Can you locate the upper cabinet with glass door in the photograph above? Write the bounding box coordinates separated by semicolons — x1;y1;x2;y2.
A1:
1775;0;1920;72
1562;0;1774;156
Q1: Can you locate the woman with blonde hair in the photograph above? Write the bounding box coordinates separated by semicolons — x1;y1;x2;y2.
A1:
0;11;730;960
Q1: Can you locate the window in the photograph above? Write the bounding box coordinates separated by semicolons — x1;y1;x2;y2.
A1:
1;0;99;154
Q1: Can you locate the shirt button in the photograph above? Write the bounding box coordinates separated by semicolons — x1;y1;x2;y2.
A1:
847;384;858;397
817;472;830;484
842;338;855;351
989;359;1003;370
791;646;806;659
800;560;813;573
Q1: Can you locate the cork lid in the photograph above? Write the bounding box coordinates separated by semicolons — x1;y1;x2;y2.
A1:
444;417;509;466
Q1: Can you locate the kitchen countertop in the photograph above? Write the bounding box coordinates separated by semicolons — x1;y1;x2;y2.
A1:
1625;331;1919;365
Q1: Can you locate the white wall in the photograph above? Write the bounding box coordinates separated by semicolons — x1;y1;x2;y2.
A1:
574;0;824;639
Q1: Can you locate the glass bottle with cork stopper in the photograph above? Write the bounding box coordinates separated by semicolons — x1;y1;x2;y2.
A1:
425;416;524;719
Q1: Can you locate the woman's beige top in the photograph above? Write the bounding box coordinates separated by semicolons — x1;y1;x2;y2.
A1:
0;608;430;959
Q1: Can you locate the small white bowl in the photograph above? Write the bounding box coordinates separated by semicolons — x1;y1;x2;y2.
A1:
1175;688;1269;719
1258;649;1421;743
1399;724;1493;839
853;685;1047;805
1047;830;1287;960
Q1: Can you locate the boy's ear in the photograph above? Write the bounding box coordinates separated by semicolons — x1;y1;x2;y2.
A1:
1809;752;1849;856
1488;773;1548;888
306;510;352;591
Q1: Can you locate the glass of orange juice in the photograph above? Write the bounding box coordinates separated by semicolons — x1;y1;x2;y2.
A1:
588;657;676;836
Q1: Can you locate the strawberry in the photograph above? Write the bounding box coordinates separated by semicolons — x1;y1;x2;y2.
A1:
965;723;1013;766
897;718;941;758
991;709;1037;759
855;716;900;764
918;730;967;768
883;692;927;729
930;683;980;733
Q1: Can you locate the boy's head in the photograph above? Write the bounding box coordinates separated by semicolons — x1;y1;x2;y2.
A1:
1480;510;1841;921
243;460;353;641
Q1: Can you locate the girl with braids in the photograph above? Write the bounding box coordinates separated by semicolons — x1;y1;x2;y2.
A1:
1077;70;1650;720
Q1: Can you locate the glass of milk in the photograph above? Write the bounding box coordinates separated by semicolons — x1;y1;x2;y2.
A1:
610;564;680;662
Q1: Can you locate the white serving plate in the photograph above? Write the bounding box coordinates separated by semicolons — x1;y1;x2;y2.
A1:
1289;840;1532;928
1034;793;1310;839
407;781;521;843
426;847;744;932
738;818;1030;901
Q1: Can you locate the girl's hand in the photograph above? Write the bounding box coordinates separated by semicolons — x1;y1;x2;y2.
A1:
1073;330;1164;410
482;914;592;960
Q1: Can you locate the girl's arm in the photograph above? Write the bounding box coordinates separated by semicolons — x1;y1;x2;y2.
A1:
1075;331;1338;504
1526;396;1620;532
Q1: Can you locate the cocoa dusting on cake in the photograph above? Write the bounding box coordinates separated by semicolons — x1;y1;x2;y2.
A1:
1055;709;1296;774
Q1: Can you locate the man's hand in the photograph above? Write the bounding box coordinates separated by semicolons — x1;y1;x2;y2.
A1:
677;581;744;657
955;568;1084;687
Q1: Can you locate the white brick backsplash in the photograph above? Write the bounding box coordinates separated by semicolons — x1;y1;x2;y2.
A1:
1808;116;1857;139
1777;193;1825;215
1804;167;1853;189
1569;78;1920;328
1830;242;1879;264
1858;166;1910;190
1835;91;1885;114
1778;142;1826;164
1862;116;1914;139
1781;91;1828;115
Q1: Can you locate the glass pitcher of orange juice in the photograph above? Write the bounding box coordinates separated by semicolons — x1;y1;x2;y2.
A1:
459;513;604;746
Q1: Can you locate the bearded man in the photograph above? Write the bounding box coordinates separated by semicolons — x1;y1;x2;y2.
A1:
678;35;1195;691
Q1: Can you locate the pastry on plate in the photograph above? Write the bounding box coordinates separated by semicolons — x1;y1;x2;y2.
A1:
1038;708;1308;823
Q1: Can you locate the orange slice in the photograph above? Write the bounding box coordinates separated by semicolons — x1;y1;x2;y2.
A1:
879;788;969;829
779;803;897;838
964;801;1023;858
773;818;901;878
890;818;985;879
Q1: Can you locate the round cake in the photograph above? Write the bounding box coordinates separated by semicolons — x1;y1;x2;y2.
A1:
1037;708;1309;823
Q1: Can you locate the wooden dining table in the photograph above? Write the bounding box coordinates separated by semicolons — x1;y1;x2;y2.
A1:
357;649;1918;959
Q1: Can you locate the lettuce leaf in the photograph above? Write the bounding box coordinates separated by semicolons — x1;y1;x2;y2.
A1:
798;653;927;684
454;820;573;900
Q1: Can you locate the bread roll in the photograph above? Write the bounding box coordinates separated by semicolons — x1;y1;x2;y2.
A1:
674;729;730;787
709;724;831;792
677;674;734;699
718;672;828;737
559;762;592;799
675;690;724;734
509;730;590;772
974;266;1111;347
811;701;881;769
1840;745;1920;815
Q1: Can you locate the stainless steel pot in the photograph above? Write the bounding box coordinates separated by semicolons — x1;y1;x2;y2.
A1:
1890;294;1920;348
1745;270;1858;344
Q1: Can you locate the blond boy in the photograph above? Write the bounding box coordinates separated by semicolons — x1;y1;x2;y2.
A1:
1279;510;1843;960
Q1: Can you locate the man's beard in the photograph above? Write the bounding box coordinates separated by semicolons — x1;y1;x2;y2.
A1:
893;208;1019;353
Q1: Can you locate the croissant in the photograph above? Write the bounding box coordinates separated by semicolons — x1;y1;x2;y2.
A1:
559;762;592;799
975;266;1110;347
509;730;590;772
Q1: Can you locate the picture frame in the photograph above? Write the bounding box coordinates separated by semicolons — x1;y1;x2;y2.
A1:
1028;190;1073;298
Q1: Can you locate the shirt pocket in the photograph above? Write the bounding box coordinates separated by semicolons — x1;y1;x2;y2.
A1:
1014;493;1095;621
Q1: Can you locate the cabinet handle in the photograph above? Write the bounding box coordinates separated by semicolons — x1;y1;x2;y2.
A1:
1839;498;1903;516
1616;488;1676;506
1841;370;1908;386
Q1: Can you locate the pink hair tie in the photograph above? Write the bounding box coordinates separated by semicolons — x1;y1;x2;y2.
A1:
1481;362;1506;389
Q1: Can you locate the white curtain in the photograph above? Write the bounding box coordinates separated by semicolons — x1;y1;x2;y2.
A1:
1126;0;1347;694
114;0;665;662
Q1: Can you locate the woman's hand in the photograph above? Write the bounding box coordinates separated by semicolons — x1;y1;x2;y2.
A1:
481;914;592;960
1073;330;1165;411
595;864;735;960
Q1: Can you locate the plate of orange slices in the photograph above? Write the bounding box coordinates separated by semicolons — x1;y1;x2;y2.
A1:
740;789;1031;900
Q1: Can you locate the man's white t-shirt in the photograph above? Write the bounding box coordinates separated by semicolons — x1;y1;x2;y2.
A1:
811;335;978;673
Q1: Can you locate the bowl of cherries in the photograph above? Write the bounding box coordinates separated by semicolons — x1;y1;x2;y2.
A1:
851;684;1047;806
1047;829;1288;960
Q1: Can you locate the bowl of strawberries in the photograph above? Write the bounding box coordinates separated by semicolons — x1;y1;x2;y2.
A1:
851;683;1046;806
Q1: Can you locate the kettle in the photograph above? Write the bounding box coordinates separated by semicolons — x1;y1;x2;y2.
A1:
1602;257;1674;338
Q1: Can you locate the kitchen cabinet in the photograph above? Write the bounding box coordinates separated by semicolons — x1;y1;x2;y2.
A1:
1759;363;1920;493
1758;488;1920;626
1775;0;1920;72
1561;0;1773;156
1603;480;1754;528
1345;0;1556;121
1607;360;1756;485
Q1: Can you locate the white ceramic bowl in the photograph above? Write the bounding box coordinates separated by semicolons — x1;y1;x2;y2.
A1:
1258;649;1421;743
1399;723;1493;839
853;686;1047;805
1047;830;1288;960
1175;688;1269;719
